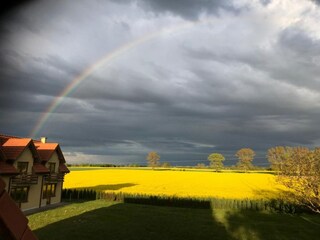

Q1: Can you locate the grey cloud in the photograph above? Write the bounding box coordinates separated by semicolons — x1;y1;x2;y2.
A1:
184;26;320;93
140;0;236;19
311;0;320;5
1;0;320;166
279;27;320;57
111;0;241;20
259;0;272;6
0;50;80;113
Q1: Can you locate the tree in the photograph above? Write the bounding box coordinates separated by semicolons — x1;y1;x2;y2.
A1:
273;146;320;213
146;151;160;168
195;163;206;169
161;162;171;168
235;148;255;172
208;153;225;172
267;146;292;172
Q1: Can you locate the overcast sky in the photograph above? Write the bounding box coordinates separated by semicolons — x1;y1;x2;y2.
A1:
1;0;320;166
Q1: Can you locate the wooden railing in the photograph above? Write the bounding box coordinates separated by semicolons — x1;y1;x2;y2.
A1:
44;173;65;183
11;174;38;186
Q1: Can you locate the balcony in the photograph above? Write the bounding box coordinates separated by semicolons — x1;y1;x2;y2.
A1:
11;174;38;186
44;173;65;183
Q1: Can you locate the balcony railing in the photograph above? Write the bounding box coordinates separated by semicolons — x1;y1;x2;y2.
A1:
11;174;38;186
44;173;65;183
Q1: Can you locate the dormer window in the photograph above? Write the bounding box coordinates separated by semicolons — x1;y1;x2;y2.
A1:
48;163;55;173
17;162;28;174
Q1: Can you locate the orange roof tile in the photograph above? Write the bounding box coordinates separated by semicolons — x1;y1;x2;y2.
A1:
0;134;25;145
1;139;32;160
0;135;69;175
34;142;59;161
34;142;58;150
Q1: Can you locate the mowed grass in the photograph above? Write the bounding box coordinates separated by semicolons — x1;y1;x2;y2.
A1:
64;168;286;199
28;200;320;240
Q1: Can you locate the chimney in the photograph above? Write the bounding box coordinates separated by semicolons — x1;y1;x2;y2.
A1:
40;137;47;143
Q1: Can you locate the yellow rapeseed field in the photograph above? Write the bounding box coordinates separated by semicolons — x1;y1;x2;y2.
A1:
64;168;286;199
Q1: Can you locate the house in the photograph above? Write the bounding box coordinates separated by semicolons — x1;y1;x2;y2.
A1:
0;177;37;240
33;138;69;207
0;134;69;211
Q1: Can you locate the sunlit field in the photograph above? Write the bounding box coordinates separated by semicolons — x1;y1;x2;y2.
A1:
64;168;286;199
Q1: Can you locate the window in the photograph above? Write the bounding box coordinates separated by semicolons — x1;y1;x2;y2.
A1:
17;162;28;174
48;163;56;173
42;183;56;199
10;187;29;202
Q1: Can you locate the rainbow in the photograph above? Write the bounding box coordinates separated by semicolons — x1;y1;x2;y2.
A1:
30;19;213;138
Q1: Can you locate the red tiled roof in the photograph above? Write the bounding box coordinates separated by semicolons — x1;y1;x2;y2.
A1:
0;147;6;161
1;138;32;160
0;136;10;146
59;163;70;173
0;144;18;175
0;134;25;145
34;143;58;150
34;143;58;161
32;162;49;174
37;150;53;162
0;134;69;175
0;161;18;175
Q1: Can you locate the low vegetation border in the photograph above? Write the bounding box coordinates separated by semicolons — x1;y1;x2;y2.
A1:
61;188;310;214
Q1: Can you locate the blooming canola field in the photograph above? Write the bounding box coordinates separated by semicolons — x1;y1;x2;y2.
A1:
64;168;285;199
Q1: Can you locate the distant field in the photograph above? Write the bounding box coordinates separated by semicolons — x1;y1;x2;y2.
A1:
64;168;286;199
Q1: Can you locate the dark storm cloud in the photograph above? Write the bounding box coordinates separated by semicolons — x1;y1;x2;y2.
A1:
138;0;236;19
0;49;80;114
1;0;320;165
184;26;320;92
0;0;36;15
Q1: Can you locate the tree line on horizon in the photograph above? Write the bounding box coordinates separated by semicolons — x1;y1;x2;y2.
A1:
146;148;258;171
146;146;320;213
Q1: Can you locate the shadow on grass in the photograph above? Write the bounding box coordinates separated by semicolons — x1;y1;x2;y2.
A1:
32;201;320;240
33;202;235;240
222;209;320;240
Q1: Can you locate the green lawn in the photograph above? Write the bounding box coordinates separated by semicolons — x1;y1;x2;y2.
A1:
28;200;320;240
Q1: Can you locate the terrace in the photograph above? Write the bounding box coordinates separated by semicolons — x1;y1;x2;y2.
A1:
11;174;38;186
44;173;65;183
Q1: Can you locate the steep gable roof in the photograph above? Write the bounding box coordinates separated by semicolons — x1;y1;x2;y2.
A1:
0;147;6;161
0;134;69;174
34;142;66;163
0;148;18;175
59;163;70;173
0;161;19;175
34;141;69;172
1;138;33;160
34;142;58;162
32;162;50;174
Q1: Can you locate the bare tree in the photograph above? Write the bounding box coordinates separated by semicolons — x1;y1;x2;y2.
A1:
270;146;320;213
